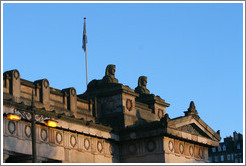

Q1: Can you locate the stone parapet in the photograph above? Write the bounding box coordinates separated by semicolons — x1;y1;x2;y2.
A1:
3;70;91;121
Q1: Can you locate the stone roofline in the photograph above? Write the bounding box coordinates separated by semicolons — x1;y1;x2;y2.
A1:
3;69;169;121
3;69;221;148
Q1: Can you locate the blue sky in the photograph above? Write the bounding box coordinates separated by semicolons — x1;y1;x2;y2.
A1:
3;2;244;140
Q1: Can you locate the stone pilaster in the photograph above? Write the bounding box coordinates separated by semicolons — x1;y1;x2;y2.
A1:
62;87;77;113
4;70;21;102
34;79;50;109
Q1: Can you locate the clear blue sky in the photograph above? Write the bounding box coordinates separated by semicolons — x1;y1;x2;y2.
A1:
3;2;244;140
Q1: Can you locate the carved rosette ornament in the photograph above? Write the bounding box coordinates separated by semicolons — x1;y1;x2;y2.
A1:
84;138;90;150
97;141;103;153
146;140;156;152
70;135;77;147
168;140;174;152
56;132;63;144
8;121;16;134
126;99;132;111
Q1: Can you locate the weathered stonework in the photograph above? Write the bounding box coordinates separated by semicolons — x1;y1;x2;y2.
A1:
3;65;221;163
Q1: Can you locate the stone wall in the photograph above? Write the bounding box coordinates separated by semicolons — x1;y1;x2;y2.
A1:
163;136;209;163
3;112;119;162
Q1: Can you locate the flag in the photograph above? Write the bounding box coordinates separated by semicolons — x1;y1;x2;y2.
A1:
82;18;87;52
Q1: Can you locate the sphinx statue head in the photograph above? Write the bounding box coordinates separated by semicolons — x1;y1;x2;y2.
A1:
135;76;150;94
102;64;118;84
105;64;116;77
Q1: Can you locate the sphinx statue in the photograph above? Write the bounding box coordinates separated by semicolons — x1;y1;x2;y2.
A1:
102;64;119;84
87;64;118;90
134;76;150;94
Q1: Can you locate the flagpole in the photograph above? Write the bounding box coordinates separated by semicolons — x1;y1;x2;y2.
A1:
83;17;88;86
85;43;88;86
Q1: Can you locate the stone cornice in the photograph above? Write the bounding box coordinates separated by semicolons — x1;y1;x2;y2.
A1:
3;99;115;137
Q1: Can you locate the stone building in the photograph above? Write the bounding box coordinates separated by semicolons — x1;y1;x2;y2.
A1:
2;64;221;163
208;131;243;163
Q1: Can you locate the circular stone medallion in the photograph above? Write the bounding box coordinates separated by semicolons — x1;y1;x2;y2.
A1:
97;141;103;153
128;143;137;154
168;141;174;152
70;135;76;147
8;121;16;134
179;143;184;154
146;140;156;152
199;148;203;158
26;113;32;120
126;99;132;111
56;132;63;144
41;129;47;141
84;138;90;150
43;79;49;88
25;125;31;137
158;109;164;118
189;146;194;156
14;70;19;79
